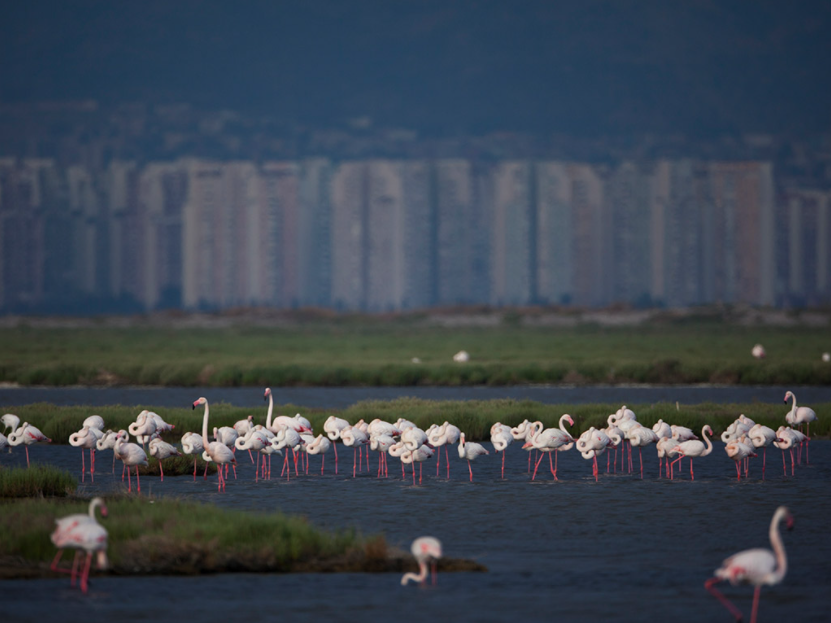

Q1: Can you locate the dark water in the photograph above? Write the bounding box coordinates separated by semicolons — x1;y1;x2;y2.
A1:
3;384;831;409
3;438;830;623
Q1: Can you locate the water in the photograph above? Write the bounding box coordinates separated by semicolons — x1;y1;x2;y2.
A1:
3;384;831;409
3;438;830;622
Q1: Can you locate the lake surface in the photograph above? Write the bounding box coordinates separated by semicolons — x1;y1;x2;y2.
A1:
3;384;831;409
3;435;830;623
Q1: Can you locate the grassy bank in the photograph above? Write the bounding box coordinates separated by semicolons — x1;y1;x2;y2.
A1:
0;465;76;498
3;399;828;444
0;495;486;578
1;322;830;386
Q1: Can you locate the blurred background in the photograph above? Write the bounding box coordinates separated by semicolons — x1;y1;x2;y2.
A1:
1;0;830;315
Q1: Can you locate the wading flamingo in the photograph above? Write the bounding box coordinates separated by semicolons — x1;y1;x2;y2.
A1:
428;421;460;478
524;416;575;481
69;425;104;481
324;415;350;474
705;506;793;623
458;433;489;482
50;497;109;593
128;411;156;449
402;536;443;586
748;424;776;479
82;415;105;431
670;424;713;480
490;423;513;479
8;423;51;466
181;431;205;479
341;426;370;478
725;437;757;480
114;432;148;493
194;397;236;492
96;430;127;473
784;390;817;463
149;437;181;482
305;435;332;475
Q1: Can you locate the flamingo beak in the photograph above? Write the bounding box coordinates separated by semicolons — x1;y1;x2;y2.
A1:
786;517;794;530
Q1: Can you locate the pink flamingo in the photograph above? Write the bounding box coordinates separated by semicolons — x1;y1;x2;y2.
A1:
401;536;443;586
324;415;350;474
69;425;103;482
725;437;757;480
669;424;713;480
8;422;51;466
194;397;236;492
114;433;148;493
428;421;460;478
149;437;181;482
181;431;204;479
784;390;817;463
50;497;109;594
457;433;489;482
490;423;513;479
705;506;793;623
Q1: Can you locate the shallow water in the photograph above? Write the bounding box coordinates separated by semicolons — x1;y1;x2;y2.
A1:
3;384;831;409
3;438;830;623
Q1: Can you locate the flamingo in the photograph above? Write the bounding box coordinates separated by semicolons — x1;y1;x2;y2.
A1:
490;423;513;479
401;536;443;586
370;433;395;478
69;426;104;481
193;397;236;492
96;430;127;473
398;444;434;485
524;416;575;480
748;424;776;479
233;415;255;436
458;432;488;482
82;415;105;431
128;411;156;449
401;426;428;451
656;436;681;479
181;431;205;479
670;424;713;480
510;419;537;472
725;437;757;480
114;432;148;493
784;390;817;463
271;427;304;480
8;422;51;466
341;426;370;477
304;435;331;475
577;427;612;481
652;419;672;440
324;415;350;474
1;413;20;435
50;497;109;593
627;425;659;478
149;437;181;482
705;506;793;623
236;429;272;480
428;421;460;478
774;427;800;476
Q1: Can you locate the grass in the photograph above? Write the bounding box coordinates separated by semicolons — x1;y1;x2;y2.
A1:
0;495;486;577
1;320;830;386
0;464;77;498
2;399;828;445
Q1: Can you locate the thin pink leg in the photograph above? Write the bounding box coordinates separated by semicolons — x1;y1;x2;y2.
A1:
358;447;362;472
419;461;423;484
501;451;506;479
446;446;450;478
136;466;141;492
71;550;82;586
160;461;164;482
25;445;30;467
532;452;544;480
127;465;132;492
705;578;744;622
690;458;694;480
80;552;92;593
248;448;254;463
321;454;325;475
467;460;473;482
353;448;357;478
81;448;85;481
412;462;416;486
639;447;643;479
750;585;762;623
193;456;197;480
333;441;338;474
436;446;441;476
548;452;557;480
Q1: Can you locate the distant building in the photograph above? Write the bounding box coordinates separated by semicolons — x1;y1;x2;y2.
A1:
535;161;572;305
490;161;533;306
330;161;367;310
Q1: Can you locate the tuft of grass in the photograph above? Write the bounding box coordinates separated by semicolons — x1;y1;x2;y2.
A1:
0;465;76;498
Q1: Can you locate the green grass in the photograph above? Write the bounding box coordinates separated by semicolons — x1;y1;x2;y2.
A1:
3;399;828;445
0;464;76;498
1;320;830;386
0;495;363;573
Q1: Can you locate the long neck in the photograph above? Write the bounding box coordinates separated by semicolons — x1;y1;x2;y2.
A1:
201;401;211;448
88;499;101;519
266;393;274;428
559;415;570;434
769;510;788;582
701;426;713;456
401;560;428;586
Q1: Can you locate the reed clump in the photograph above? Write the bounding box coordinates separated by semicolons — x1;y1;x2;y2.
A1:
0;465;76;498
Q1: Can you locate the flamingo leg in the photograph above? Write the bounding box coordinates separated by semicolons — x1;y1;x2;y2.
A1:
501;451;506;479
136;466;141;492
412;461;416;486
750;584;762;623
446;446;450;478
81;448;85;481
70;550;82;586
607;451;610;474
91;449;95;482
160;461;164;482
419;461;423;485
548;452;557;481
436;446;441;476
467;459;473;482
735;462;741;480
321;454;325;475
806;422;810;464
366;447;370;472
358;447;362;472
690;458;695;480
50;549;65;572
204;461;209;479
353;448;357;478
532;452;544;481
782;449;787;475
80;552;93;594
25;445;30;467
255;452;259;482
193;456;197;480
127;464;132;492
705;578;744;622
639;447;643;479
333;441;338;474
554;451;559;479
248;448;254;463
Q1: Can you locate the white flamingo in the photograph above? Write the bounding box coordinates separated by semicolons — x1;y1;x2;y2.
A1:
181;431;205;480
69;425;103;481
748;424;777;479
114;432;148;493
669;424;713;480
8;422;51;466
304;434;332;475
193;397;236;492
427;421;460;478
401;536;443;586
725;436;756;480
705;506;793;623
2;413;20;435
627;425;659;478
50;497;108;594
324;415;350;474
128;411;156;449
341;426;370;478
458;432;489;482
490;423;513;479
370;433;395;478
784;390;817;463
149;437;181;482
82;415;105;431
656;436;682;479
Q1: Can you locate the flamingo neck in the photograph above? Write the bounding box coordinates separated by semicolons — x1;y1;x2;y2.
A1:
88;498;101;519
266;393;273;428
558;415;571;435
701;426;713;456
769;509;788;583
201;401;211;448
401;560;428;585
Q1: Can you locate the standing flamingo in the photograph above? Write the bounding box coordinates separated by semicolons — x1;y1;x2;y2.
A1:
8;423;51;466
725;437;757;480
128;411;157;449
50;497;109;593
490;423;513;479
341;426;370;478
69;425;104;482
401;536;443;586
193;397;236;492
784;390;817;463
114;432;148;493
705;506;793;623
2;413;20;435
457;433;489;482
428;421;460;478
748;424;776;480
670;424;713;480
149;437;182;482
181;431;205;479
305;435;332;474
96;430;127;473
627;425;659;478
324;415;350;474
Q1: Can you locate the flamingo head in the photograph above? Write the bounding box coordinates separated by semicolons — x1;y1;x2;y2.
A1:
785;514;794;531
192;397;207;409
100;505;109;518
704;425;713;437
783;391;792;403
566;415;574;427
264;387;271;401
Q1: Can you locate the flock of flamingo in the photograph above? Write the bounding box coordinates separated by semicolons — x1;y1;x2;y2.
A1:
0;389;819;619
